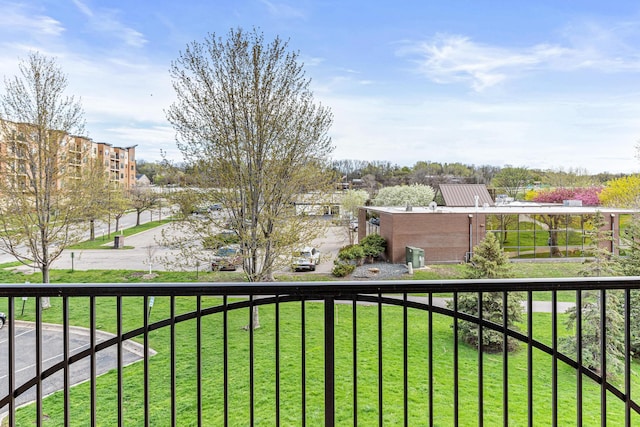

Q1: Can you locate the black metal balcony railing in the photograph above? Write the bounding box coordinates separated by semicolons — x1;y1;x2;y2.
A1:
0;277;639;426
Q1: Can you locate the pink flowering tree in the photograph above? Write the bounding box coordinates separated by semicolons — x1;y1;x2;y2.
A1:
531;187;602;206
530;187;603;256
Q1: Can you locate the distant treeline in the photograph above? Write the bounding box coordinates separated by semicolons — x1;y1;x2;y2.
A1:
137;158;627;189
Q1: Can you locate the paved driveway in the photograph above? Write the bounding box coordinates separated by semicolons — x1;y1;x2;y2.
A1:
48;221;350;274
0;322;148;414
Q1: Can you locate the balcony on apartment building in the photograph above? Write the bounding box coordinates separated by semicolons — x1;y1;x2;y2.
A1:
0;278;639;426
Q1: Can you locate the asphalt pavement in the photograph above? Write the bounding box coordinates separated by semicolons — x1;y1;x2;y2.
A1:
0;321;149;418
0;207;198;272
48;215;350;273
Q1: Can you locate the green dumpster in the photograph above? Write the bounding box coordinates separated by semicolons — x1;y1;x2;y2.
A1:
405;246;425;268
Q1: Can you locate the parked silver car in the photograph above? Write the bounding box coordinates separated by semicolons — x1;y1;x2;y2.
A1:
291;247;320;272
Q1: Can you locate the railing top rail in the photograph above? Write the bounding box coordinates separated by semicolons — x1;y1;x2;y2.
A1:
1;276;640;297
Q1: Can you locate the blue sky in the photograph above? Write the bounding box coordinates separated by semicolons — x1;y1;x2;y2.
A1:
2;0;640;173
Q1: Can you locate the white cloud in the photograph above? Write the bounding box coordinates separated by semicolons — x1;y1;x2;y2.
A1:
0;3;64;37
401;22;640;91
71;0;93;18
71;0;147;48
400;34;567;91
257;0;306;19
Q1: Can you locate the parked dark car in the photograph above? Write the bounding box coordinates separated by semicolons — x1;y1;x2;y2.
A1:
211;246;242;271
369;217;380;226
192;204;222;215
0;312;6;329
191;206;209;215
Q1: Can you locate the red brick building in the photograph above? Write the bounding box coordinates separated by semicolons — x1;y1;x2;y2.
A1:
358;205;635;264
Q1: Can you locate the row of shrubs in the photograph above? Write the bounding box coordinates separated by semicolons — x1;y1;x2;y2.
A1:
332;234;387;277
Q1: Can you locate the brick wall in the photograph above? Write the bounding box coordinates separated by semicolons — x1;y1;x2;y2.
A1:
375;211;486;264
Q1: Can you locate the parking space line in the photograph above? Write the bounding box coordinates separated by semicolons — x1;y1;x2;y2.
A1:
0;328;36;344
0;342;96;381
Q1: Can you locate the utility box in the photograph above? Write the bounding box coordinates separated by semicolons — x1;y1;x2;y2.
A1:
114;235;125;249
406;246;425;268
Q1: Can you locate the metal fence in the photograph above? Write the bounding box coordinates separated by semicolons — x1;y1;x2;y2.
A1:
0;277;639;426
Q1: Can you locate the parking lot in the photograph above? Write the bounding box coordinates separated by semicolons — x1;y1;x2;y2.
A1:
47;219;350;274
0;322;147;414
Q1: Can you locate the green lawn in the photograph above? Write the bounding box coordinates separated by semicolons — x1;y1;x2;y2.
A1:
7;295;638;426
0;262;636;425
68;219;172;250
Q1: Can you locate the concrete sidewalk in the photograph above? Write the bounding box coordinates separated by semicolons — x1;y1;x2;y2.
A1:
426;296;575;313
334;295;574;313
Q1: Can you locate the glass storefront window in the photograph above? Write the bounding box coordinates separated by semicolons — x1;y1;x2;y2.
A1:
484;213;595;259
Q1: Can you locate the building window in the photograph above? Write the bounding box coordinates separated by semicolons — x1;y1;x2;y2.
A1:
485;213;590;259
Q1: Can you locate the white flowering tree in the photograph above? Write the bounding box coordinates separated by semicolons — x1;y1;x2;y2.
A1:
372;184;435;207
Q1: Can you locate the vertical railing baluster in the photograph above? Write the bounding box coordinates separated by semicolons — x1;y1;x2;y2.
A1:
624;289;631;427
503;291;508;426
324;296;335;427
8;296;14;426
478;291;483;427
378;292;383;426
552;290;558;426
249;296;255;426
577;291;583;426
403;293;408;427
600;289;607;427
63;296;70;426
223;295;228;427
275;295;280;426
36;296;42;427
352;294;357;427
144;295;149;427
527;291;533;427
90;296;96;427
301;297;307;427
196;296;202;427
428;292;433;426
117;296;123;427
171;295;176;427
453;292;459;427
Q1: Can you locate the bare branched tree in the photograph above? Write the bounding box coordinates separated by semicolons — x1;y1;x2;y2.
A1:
0;53;89;307
129;186;160;226
165;28;334;288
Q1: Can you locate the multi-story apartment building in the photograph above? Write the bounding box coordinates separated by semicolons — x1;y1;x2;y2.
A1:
0;119;137;190
92;141;137;188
